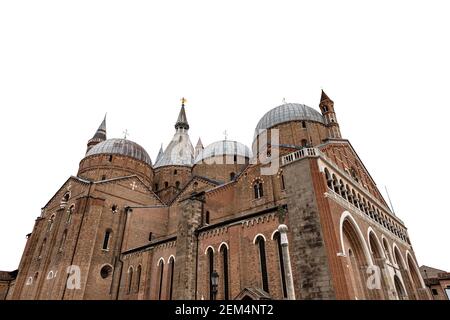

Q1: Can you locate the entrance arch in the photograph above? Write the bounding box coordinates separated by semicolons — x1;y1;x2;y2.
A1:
367;230;387;299
339;212;372;299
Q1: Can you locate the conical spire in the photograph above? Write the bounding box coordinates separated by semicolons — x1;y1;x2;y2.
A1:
175;98;189;130
320;89;333;103
155;144;164;163
196;138;203;149
86;114;107;153
92;113;107;140
195;138;204;158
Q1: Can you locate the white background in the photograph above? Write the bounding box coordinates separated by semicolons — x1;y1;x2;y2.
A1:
0;1;449;272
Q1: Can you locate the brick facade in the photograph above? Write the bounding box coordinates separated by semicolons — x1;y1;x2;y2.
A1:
2;91;431;300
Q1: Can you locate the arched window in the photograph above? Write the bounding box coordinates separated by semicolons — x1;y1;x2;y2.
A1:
127;267;133;294
101;175;106;180
207;247;214;300
38;238;46;259
154;183;159;191
102;230;112;250
148;232;153;242
205;211;210;225
301;121;306;128
167;257;175;300
63;192;70;202
273;232;287;298
220;245;229;300
255;236;269;293
346;185;352;202
164;181;169;188
230;172;236;181
174;169;178;175
175;181;180;188
135;265;142;293
339;179;346;198
109;155;113;162
352;190;358;207
325;168;333;189
157;260;164;300
332;174;339;194
127;266;133;294
59;230;67;252
253;180;264;199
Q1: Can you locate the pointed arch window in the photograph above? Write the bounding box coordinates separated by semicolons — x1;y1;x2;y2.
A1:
273;232;287;298
255;236;269;293
127;267;133;294
207;247;214;300
220;245;229;300
157;260;164;300
280;173;286;190
253;180;264;199
135;265;142;293
168;257;175;300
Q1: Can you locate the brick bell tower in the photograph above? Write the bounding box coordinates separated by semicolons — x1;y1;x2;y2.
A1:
319;90;342;139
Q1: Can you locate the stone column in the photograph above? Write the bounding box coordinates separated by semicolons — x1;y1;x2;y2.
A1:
278;224;296;300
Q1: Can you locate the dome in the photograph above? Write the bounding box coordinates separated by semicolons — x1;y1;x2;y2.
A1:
86;138;152;166
255;103;325;132
195;140;252;164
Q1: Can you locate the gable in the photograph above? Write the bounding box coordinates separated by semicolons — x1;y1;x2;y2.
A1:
319;140;388;206
42;176;90;214
93;175;164;206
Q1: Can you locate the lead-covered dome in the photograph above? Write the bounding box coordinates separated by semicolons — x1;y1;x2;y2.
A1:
255;103;325;131
86;138;152;166
195;140;252;164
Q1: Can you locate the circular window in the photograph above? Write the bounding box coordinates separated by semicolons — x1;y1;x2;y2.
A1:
100;265;113;279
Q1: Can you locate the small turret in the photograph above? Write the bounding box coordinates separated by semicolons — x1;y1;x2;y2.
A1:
319;90;342;139
86;114;107;153
155;144;164;163
195;138;204;158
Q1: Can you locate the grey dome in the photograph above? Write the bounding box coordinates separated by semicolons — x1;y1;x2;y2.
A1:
195;140;251;164
86;138;152;166
255;103;325;131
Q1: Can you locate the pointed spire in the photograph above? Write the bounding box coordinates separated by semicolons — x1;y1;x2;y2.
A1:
155;144;164;163
92;113;107;140
320;89;333;103
175;97;189;130
196;138;203;149
195;138;203;158
86;114;107;153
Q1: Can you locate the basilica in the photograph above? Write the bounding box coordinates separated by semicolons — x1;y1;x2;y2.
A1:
0;91;430;300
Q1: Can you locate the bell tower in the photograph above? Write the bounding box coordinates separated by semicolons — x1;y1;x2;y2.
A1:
319;90;342;139
86;114;107;153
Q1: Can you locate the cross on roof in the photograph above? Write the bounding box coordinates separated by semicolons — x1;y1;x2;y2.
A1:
181;97;187;106
123;129;129;140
